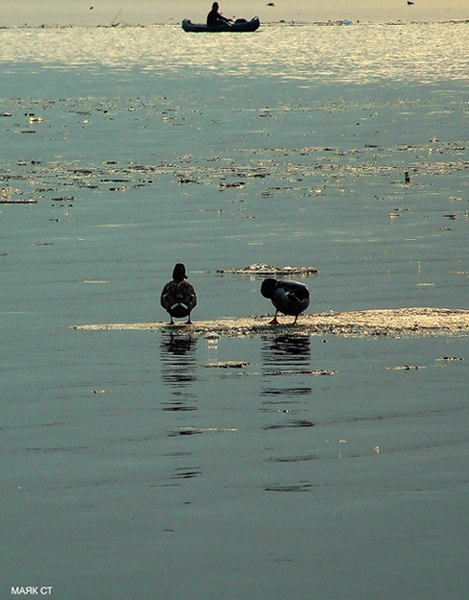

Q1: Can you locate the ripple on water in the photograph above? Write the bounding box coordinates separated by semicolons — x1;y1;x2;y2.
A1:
1;23;469;84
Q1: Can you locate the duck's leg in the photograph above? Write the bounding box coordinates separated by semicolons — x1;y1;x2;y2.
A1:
269;310;279;325
292;314;298;325
186;311;193;324
170;315;175;325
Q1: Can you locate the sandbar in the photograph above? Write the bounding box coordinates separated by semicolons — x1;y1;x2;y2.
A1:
73;307;469;337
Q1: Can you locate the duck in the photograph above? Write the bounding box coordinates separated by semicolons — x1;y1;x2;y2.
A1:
260;277;310;325
160;263;197;324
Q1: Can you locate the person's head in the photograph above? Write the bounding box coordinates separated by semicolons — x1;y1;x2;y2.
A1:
212;2;219;10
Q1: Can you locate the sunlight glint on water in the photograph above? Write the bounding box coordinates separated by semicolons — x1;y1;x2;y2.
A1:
1;23;469;83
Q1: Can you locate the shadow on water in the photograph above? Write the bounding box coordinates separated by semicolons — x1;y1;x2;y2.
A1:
159;330;198;412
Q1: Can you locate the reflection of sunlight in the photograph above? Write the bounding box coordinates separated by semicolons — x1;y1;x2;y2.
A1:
1;23;469;84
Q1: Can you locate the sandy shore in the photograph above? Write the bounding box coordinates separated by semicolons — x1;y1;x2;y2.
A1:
74;307;469;337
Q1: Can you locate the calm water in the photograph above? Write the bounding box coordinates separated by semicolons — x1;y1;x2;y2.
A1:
1;22;469;599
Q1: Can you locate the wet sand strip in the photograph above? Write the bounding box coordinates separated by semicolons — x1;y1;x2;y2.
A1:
73;307;469;337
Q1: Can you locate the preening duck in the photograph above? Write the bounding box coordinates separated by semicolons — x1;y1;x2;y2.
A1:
261;278;310;325
160;263;197;324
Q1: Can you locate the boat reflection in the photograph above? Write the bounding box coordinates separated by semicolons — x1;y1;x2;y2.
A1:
160;330;198;411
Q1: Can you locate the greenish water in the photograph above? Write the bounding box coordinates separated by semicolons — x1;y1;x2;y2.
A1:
1;22;469;600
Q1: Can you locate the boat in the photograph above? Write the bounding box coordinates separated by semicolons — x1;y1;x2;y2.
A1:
182;16;260;32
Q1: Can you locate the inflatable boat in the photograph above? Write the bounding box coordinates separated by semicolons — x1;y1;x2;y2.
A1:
182;16;260;32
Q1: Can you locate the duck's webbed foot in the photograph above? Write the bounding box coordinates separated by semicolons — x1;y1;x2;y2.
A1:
269;312;279;325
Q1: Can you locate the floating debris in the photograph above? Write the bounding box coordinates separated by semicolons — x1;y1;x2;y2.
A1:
216;263;318;276
269;369;336;376
178;177;199;184
0;198;38;204
387;365;424;371
219;181;245;189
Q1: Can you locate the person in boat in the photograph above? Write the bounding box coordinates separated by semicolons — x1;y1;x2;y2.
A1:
207;2;233;26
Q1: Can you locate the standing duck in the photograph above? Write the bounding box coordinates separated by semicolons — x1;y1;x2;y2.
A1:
261;278;310;325
160;263;197;324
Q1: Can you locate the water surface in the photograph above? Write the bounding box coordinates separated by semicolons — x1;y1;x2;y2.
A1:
1;22;469;600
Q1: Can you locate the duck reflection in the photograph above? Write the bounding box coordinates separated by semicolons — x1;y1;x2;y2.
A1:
261;334;313;403
262;334;311;371
160;330;198;411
